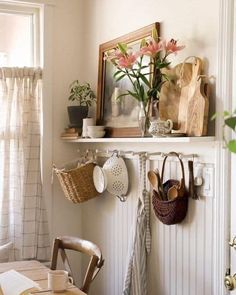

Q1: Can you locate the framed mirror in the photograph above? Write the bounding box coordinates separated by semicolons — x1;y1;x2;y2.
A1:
96;22;160;137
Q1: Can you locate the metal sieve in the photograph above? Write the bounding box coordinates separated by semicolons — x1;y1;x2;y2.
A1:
93;152;129;201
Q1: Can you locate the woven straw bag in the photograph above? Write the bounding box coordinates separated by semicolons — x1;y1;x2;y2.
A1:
53;161;99;204
152;152;188;225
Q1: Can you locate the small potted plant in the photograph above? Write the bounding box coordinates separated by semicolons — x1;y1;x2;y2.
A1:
67;80;96;128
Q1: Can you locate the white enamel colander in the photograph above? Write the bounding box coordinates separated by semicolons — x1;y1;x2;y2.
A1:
93;152;129;201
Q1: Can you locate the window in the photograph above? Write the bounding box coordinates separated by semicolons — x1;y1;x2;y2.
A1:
0;2;49;261
0;3;40;67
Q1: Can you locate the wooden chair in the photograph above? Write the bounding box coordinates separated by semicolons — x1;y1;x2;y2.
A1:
50;236;104;293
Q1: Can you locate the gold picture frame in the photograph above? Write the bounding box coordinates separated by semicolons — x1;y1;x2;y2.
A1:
96;22;160;137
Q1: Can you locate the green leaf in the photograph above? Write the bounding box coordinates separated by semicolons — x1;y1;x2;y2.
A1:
223;110;231;117
225;116;236;130
113;70;123;77
140;84;144;98
211;113;218;120
68;95;75;101
152;27;159;42
116;93;129;101
140;38;147;48
156;62;171;69
115;74;126;82
127;90;140;100
128;73;137;78
117;43;127;54
227;139;236;153
139;65;149;70
139;73;151;87
161;73;170;82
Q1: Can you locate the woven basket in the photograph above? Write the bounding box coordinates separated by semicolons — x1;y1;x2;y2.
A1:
152;152;188;225
53;162;99;204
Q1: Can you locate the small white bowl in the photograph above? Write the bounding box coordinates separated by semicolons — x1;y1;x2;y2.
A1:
87;125;104;132
88;130;105;138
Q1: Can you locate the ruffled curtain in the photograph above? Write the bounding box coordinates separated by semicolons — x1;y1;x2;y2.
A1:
0;67;50;261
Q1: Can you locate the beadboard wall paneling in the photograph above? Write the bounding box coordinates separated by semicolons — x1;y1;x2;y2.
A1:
80;143;216;295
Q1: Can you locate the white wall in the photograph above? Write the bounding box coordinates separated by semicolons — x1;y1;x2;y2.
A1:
74;0;221;294
48;0;86;245
81;0;218;83
39;0;84;286
43;0;227;294
42;0;89;284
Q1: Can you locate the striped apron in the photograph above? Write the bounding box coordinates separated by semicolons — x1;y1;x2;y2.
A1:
123;154;151;295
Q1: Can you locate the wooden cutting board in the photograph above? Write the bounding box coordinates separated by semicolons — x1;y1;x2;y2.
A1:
177;57;203;133
160;57;209;136
159;62;193;129
185;80;209;136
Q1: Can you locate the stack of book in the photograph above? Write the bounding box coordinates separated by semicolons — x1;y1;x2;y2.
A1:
60;127;79;139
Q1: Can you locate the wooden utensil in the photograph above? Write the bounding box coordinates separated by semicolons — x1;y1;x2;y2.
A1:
167;185;178;200
188;160;199;199
154;169;166;200
147;169;165;200
176;178;185;197
147;170;158;191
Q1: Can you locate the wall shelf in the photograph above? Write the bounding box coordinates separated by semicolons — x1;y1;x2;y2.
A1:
61;136;215;144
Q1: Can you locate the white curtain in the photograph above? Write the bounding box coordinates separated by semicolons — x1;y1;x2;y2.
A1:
0;67;50;261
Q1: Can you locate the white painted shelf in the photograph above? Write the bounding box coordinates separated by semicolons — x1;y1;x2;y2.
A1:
61;136;215;143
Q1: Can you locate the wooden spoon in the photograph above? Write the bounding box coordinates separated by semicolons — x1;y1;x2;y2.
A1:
167;185;178;200
147;169;165;200
147;170;158;191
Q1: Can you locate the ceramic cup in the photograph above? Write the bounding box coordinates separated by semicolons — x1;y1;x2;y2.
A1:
82;118;94;138
48;270;73;293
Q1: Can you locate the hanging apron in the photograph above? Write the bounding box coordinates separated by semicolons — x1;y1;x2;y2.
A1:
123;154;151;295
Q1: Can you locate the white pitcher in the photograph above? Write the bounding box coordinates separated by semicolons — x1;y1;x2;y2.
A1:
148;119;173;137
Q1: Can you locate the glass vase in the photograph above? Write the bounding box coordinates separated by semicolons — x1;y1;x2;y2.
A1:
138;101;147;137
146;97;160;136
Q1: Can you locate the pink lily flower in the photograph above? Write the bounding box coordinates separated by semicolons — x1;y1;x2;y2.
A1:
104;49;124;63
162;39;185;55
140;38;163;57
117;53;138;69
